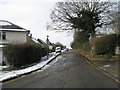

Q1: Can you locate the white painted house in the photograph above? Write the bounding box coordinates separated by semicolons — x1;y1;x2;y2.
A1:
0;20;30;64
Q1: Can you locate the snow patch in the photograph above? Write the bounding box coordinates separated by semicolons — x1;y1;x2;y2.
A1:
103;65;110;68
0;52;60;82
0;66;9;70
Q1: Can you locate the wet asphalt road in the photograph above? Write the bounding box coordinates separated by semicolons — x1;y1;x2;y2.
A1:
2;50;119;88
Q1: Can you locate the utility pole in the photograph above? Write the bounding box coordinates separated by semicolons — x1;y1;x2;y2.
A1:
46;35;49;60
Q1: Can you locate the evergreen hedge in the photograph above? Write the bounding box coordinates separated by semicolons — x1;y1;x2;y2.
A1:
93;34;120;55
3;43;47;68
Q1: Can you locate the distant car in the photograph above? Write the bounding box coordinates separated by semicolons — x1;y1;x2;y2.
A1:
55;47;61;53
65;48;69;51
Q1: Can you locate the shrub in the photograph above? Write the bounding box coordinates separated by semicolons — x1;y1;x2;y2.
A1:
3;43;47;68
93;34;120;55
80;42;91;52
41;46;48;56
71;31;90;49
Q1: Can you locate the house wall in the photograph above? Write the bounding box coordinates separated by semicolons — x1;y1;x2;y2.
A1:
0;40;9;45
49;45;53;50
0;31;28;64
6;31;27;44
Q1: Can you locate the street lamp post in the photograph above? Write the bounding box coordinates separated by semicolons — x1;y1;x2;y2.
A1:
46;35;49;60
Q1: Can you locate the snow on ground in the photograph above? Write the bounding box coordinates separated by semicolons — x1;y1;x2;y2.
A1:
0;66;9;71
0;52;60;82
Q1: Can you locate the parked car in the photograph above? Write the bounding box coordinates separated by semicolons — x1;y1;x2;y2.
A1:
65;48;69;51
55;47;61;53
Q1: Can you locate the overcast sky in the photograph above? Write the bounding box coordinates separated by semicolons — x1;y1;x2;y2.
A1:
0;0;119;48
0;0;74;48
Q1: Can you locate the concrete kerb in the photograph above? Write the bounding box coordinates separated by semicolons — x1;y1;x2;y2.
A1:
46;53;60;65
2;53;60;83
79;54;120;84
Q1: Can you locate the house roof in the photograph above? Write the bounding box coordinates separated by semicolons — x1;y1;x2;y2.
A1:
32;38;47;45
0;20;30;32
37;38;46;45
32;38;40;44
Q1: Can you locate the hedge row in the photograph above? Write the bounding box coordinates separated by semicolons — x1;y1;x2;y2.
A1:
93;34;120;55
3;43;47;68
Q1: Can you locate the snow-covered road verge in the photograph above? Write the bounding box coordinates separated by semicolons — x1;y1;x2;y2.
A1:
0;52;60;82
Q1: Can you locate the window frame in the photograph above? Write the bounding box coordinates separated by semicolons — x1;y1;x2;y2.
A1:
2;32;6;40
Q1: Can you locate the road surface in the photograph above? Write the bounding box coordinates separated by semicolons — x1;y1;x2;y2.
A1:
2;50;119;88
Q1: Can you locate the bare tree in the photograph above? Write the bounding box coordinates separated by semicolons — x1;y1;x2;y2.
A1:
109;2;120;34
50;0;115;36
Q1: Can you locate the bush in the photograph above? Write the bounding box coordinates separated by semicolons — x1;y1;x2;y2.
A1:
71;31;90;49
93;34;120;55
3;43;47;68
41;46;48;56
80;42;91;52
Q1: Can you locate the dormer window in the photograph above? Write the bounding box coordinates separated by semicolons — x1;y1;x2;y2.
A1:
2;32;6;40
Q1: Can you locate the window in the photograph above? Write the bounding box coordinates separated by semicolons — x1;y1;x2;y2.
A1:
2;32;6;40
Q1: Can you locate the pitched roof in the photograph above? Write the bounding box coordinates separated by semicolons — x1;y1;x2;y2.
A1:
0;20;30;32
37;38;46;45
31;38;47;46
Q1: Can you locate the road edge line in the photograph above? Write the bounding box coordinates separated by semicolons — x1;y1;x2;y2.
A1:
79;54;120;84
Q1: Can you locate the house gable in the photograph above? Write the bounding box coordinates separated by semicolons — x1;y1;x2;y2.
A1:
0;20;30;45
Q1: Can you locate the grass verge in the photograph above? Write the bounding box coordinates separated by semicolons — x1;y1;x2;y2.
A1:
76;49;119;79
76;49;119;61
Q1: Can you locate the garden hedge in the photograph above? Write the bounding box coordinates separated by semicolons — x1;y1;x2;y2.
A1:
3;43;47;68
93;34;120;55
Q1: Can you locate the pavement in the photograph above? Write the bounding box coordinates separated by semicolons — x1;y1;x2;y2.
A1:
0;52;60;82
2;50;119;88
